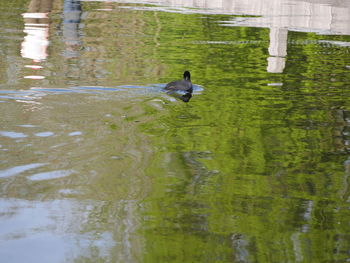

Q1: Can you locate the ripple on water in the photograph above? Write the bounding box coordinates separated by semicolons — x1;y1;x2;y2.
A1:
0;131;27;138
28;170;74;181
34;132;54;137
23;75;45;80
0;84;203;103
58;189;80;195
17;124;37;128
68;131;82;136
0;163;46;178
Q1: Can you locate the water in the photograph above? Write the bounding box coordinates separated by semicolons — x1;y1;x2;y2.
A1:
2;0;350;262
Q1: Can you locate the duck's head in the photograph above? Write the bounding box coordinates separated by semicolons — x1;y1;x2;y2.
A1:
183;71;191;81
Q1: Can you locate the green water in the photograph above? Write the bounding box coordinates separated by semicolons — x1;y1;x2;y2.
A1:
2;0;350;262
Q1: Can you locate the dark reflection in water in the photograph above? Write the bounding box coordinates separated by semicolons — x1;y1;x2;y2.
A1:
2;0;350;262
63;0;81;58
164;90;193;102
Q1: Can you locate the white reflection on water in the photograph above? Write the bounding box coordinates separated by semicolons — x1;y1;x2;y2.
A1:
20;0;53;83
0;131;28;139
23;75;45;79
34;131;55;137
24;65;43;69
17;124;38;128
0;163;46;178
28;170;74;181
21;13;49;62
68;131;82;136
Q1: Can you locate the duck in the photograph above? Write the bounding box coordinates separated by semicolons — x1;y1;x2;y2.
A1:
164;71;193;93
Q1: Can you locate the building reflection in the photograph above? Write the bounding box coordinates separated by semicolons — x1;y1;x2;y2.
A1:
21;0;82;80
21;0;53;62
124;0;350;73
267;28;288;73
63;0;82;58
21;0;54;80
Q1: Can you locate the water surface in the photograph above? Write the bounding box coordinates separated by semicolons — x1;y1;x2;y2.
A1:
1;0;350;262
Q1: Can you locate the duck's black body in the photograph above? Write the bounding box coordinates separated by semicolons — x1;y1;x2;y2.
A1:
164;71;193;93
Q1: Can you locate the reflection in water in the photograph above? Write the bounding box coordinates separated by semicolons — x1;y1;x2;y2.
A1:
21;0;53;81
63;0;82;58
116;0;350;73
267;28;287;73
3;0;350;262
0;198;118;262
165;90;192;102
21;0;53;62
179;91;192;102
0;91;153;262
131;0;350;35
21;13;49;62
